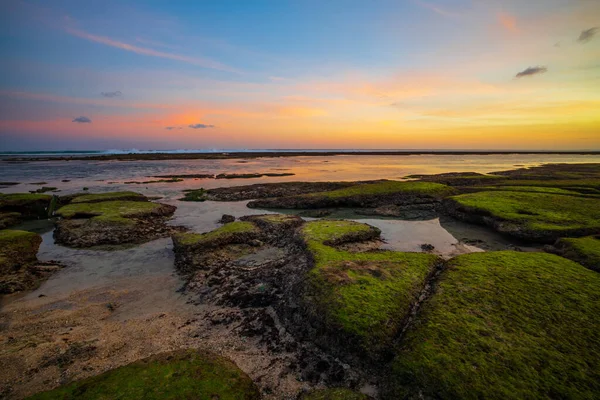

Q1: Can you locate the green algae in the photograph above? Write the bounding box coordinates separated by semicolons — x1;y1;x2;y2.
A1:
56;201;165;224
175;221;258;246
27;350;260;400
181;188;208;202
71;191;147;203
309;181;455;199
0;212;21;229
554;235;600;271
477;185;589;196
0;229;42;272
391;251;600;400
449;190;600;238
301;220;439;351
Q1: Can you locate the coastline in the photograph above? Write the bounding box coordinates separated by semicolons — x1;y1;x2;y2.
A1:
3;150;600;162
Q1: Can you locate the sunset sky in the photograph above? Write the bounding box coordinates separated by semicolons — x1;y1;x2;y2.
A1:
1;0;599;151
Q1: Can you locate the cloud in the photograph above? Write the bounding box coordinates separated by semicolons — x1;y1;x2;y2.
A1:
72;116;92;123
101;91;122;98
165;126;183;130
498;12;518;33
515;66;547;78
578;27;598;43
413;0;460;18
188;123;215;129
64;27;240;73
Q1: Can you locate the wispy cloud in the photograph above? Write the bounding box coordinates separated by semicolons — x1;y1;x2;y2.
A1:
72;116;91;123
515;66;547;78
498;12;519;33
64;27;240;73
188;123;215;129
165;126;183;130
413;0;460;18
101;91;122;98
578;27;598;43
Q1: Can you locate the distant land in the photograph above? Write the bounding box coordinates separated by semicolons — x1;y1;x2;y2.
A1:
2;149;600;162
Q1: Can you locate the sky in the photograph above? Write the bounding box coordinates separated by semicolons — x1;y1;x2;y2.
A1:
0;0;599;151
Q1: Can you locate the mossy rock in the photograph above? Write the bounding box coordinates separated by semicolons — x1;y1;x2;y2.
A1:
0;211;21;229
553;235;600;271
406;172;504;186
181;188;208;202
27;349;260;400
476;185;596;197
248;181;456;209
173;221;260;249
240;214;303;234
445;190;600;242
390;251;600;399
54;200;176;247
300;220;440;354
0;229;42;274
70;191;148;204
56;200;174;224
0;193;52;218
301;388;369;399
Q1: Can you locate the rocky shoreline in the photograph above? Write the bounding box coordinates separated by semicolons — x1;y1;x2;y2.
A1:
1;163;599;399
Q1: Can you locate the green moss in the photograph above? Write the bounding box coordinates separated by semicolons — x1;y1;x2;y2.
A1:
181;188;207;202
0;212;21;229
71;191;147;203
555;236;600;271
56;201;165;224
175;221;258;246
27;349;260;400
301;220;439;351
0;193;52;204
391;251;600;399
477;185;588;196
0;229;42;271
301;388;369;399
492;179;600;191
310;181;455;199
450;190;600;234
301;219;378;245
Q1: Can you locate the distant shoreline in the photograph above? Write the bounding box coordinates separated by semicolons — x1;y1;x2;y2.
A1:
2;150;600;162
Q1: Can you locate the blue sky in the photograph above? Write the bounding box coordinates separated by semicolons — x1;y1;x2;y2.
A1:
0;0;599;150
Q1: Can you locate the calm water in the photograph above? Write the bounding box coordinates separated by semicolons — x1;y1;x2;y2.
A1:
2;154;600;198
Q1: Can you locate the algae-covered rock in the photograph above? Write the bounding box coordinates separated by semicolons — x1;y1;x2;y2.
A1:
0;211;21;229
240;214;303;241
172;221;262;271
299;220;440;356
301;388;369;399
69;191;148;204
191;181;357;202
0;229;49;293
27;349;260;400
54;194;177;248
0;193;52;218
248;181;456;209
390;251;600;399
552;235;600;271
0;229;41;274
444;190;600;242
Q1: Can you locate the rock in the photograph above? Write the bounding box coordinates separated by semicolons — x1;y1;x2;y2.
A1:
53;194;179;247
420;243;435;252
219;214;236;224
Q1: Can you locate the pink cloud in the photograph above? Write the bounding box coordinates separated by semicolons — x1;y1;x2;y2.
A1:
498;12;519;33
